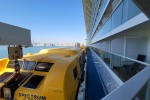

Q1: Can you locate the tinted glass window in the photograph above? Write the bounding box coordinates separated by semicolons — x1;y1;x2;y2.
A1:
122;0;128;23
73;67;78;80
35;62;53;72
102;18;111;36
18;61;23;68
0;72;13;82
128;0;141;20
112;3;123;29
24;75;44;89
112;0;122;11
23;61;36;70
7;60;23;69
122;0;141;23
79;57;82;68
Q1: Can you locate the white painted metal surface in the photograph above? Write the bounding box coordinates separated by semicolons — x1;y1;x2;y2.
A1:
102;66;150;100
0;22;31;47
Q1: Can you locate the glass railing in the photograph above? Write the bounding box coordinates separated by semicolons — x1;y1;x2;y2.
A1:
91;0;142;43
91;47;148;82
91;0;108;37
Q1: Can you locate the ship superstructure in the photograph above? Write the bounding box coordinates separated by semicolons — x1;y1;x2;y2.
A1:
83;0;150;99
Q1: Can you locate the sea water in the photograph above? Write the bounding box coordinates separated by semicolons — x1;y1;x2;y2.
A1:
0;46;73;59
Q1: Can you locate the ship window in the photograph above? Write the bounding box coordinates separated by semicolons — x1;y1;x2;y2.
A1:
0;72;13;82
35;62;54;72
23;75;44;89
79;57;82;68
23;61;36;70
7;60;23;69
73;67;78;80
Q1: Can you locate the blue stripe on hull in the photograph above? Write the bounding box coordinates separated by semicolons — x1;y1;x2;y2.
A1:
86;49;106;100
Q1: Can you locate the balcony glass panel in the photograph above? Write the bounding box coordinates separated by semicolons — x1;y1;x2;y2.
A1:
93;0;108;34
122;0;141;23
112;3;123;29
105;18;111;34
91;47;148;82
128;0;141;20
112;0;122;11
122;0;128;23
112;57;146;82
91;0;142;44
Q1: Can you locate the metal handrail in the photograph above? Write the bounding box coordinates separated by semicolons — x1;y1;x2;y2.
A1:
102;66;150;100
110;52;150;66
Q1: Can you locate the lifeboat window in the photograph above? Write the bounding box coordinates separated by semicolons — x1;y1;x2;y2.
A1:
0;72;13;82
23;75;44;89
23;61;36;70
73;67;78;80
35;62;54;72
7;60;23;69
79;57;82;68
18;60;23;68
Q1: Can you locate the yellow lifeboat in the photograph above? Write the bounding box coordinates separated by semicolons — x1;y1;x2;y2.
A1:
0;48;85;100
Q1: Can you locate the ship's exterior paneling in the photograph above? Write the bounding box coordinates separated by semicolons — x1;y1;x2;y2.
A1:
83;0;149;62
83;0;148;44
90;0;143;43
83;0;150;99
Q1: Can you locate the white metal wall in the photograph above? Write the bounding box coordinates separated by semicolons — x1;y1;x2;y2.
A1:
111;37;124;56
126;37;148;59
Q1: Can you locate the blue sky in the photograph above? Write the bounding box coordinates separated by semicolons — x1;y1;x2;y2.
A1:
0;0;86;43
